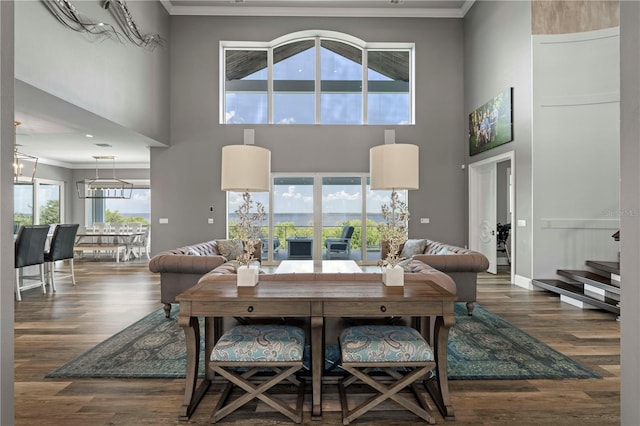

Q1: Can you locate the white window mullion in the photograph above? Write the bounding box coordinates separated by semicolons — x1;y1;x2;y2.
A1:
362;48;368;125
315;37;321;124
268;47;274;124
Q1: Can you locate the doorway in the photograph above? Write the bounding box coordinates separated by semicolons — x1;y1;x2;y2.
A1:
468;151;515;281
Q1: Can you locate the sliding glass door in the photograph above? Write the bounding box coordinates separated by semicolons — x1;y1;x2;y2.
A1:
228;173;407;264
270;177;314;260
322;176;363;261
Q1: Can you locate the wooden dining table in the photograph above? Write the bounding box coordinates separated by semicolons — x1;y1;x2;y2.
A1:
74;232;143;262
175;277;457;421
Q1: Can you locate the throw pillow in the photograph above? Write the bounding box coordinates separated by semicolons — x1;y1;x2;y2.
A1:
187;248;201;256
397;258;414;272
215;239;244;261
400;239;427;258
436;246;452;255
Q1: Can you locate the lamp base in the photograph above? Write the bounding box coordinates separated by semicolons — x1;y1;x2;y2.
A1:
382;265;404;286
237;264;259;286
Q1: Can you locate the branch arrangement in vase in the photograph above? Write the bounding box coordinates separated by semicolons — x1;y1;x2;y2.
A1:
234;192;266;266
377;190;409;269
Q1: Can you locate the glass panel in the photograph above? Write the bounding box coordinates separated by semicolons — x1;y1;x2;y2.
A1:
14;183;34;230
225;49;268;124
38;183;61;225
272;177;314;260
367;50;410;125
273;40;315;124
104;188;151;225
320;40;362;124
322;176;362;260
366;178;408;262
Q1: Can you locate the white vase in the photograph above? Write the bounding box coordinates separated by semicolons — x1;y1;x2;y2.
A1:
382;265;404;286
237;264;259;287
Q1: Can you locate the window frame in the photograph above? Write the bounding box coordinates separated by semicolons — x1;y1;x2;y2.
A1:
220;30;415;125
14;177;65;228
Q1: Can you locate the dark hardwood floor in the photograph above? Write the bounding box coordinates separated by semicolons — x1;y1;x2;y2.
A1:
14;261;620;425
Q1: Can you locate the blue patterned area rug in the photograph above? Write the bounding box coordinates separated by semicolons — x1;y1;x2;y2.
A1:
46;303;600;380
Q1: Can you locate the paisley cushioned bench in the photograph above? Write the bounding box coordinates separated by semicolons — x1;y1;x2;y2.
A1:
338;325;437;424
210;324;305;423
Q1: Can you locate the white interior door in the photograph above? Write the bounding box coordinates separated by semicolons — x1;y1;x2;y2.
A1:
470;162;497;274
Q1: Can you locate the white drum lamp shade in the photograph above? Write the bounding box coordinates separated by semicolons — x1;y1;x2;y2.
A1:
221;145;271;192
369;143;419;190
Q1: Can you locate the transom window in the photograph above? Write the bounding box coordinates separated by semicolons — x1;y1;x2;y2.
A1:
221;31;414;125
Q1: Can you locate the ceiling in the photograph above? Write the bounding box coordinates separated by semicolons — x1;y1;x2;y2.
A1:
15;81;165;169
160;0;474;18
15;0;474;170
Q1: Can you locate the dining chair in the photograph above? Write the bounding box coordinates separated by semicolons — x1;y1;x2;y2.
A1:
209;324;306;423
127;222;143;233
127;225;151;261
338;325;437;424
44;224;80;291
14;225;51;301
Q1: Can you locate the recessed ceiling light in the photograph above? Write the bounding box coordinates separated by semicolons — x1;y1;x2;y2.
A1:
95;143;112;148
85;134;94;138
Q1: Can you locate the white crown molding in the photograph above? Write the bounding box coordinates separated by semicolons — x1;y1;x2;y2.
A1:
160;1;472;18
460;0;475;17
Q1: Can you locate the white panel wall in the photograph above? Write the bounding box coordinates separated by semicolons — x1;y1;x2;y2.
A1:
532;28;620;277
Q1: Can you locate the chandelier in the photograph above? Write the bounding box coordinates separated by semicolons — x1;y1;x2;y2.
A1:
13;121;39;183
76;156;133;199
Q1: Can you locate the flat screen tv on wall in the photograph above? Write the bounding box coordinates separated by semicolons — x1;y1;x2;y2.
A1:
468;88;513;156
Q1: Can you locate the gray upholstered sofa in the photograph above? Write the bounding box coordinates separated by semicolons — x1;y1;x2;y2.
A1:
148;239;261;317
383;239;489;315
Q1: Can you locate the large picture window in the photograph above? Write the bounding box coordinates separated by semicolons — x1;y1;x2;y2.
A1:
221;31;414;125
86;187;151;227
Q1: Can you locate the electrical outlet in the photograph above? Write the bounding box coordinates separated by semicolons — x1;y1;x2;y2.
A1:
159;218;168;224
208;218;214;224
420;218;430;224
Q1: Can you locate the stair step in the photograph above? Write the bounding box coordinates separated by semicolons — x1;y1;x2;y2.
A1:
532;279;620;315
585;260;620;275
557;269;620;294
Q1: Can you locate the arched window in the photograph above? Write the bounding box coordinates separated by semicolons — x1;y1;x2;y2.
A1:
221;30;414;125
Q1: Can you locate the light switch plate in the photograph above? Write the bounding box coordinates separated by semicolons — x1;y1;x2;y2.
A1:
517;219;526;227
420;218;430;224
159;218;169;224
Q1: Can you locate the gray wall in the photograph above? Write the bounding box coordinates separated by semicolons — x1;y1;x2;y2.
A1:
463;0;533;280
0;3;14;424
620;2;640;424
532;27;619;277
14;0;170;144
151;16;465;252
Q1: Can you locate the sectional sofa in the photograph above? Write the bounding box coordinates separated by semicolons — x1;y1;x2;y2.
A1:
148;239;261;317
383;239;489;315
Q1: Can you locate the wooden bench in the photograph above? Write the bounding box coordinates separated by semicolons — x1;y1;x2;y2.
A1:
74;244;127;263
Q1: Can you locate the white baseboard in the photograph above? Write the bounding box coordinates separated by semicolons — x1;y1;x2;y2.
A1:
514;274;532;290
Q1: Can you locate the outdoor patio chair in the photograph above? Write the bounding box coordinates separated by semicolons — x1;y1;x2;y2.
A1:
325;225;354;259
